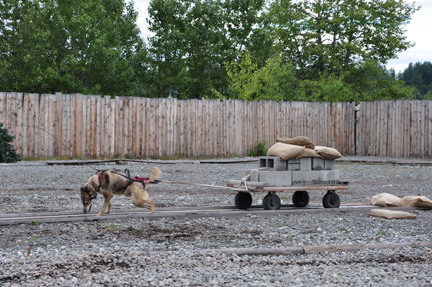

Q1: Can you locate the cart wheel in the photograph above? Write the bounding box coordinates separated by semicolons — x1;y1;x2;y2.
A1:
235;192;252;209
262;193;281;210
322;190;340;208
292;190;310;207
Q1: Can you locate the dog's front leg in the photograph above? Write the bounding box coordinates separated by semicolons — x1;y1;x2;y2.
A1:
106;202;112;214
97;194;113;216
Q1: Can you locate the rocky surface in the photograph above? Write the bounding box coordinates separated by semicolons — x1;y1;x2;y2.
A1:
1;156;432;286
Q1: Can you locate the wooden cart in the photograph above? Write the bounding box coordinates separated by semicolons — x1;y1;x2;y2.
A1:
226;180;349;210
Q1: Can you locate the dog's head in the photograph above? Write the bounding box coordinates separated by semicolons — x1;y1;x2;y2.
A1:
80;183;98;213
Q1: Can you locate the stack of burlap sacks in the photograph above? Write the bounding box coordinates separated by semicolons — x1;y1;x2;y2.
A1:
370;193;432;219
266;136;342;160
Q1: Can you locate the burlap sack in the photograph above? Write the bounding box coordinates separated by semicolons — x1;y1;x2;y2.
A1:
276;136;315;149
314;146;342;159
370;209;416;219
370;193;401;207
399;196;432;209
296;148;323;158
267;142;305;160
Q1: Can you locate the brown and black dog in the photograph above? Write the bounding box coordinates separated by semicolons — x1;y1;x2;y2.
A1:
80;167;162;216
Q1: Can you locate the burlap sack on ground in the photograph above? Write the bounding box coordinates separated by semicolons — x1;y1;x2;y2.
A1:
267;142;305;160
296;148;323;158
314;146;342;159
399;196;432;209
370;193;401;207
370;209;416;219
276;136;315;149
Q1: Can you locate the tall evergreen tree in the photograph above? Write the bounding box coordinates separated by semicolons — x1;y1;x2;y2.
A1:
0;123;20;163
399;61;432;99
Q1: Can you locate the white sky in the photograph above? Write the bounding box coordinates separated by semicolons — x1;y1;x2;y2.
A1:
131;0;432;73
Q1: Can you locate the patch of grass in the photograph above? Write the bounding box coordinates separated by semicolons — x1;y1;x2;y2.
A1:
28;237;39;245
105;224;118;231
248;142;268;157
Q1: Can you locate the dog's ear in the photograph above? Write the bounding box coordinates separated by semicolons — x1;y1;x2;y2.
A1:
80;187;85;194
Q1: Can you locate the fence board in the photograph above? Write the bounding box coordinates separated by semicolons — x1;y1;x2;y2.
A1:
425;101;432;157
2;93;432;159
417;101;424;157
15;93;23;155
0;92;5;125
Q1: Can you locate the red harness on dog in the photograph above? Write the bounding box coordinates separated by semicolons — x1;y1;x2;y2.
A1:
95;170;160;189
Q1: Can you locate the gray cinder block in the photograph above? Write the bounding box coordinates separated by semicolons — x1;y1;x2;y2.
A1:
258;156;287;171
272;157;287;171
250;169;260;181
324;159;335;170
291;170;340;185
258;171;292;186
300;158;312;171
259;158;267;168
312;158;325;170
287;163;300;171
238;169;261;181
238;169;253;181
287;158;300;171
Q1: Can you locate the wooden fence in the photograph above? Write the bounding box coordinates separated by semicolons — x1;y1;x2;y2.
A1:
0;92;430;158
357;100;432;158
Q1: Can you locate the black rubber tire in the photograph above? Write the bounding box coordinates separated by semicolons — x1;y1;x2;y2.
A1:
322;191;340;208
262;193;271;208
292;190;310;207
262;193;281;210
235;192;252;209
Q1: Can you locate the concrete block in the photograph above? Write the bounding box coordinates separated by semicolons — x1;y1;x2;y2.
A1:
312;158;325;170
287;159;300;164
238;169;253;180
287;163;300;171
325;159;335;170
238;169;260;181
272;158;287;171
259;158;267;168
250;170;260;181
300;158;312;171
258;156;287;171
258;171;292;186
291;170;340;185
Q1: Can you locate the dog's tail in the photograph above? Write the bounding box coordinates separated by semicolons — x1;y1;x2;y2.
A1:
150;167;162;181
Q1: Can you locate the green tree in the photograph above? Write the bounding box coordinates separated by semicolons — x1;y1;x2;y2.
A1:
264;0;418;79
226;53;297;101
235;0;417;102
226;55;413;103
0;0;144;97
0;123;20;163
147;0;265;99
399;61;432;99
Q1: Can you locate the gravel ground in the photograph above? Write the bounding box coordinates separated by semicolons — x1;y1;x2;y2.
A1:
1;157;432;286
